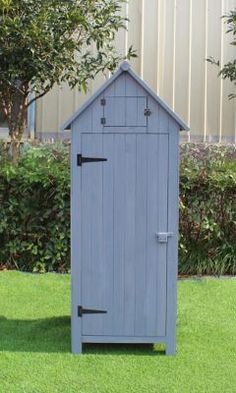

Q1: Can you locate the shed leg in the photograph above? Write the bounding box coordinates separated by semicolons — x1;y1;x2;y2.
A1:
71;316;82;354
72;338;82;354
165;339;176;356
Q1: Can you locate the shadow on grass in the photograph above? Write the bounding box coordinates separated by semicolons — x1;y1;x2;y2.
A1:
0;315;164;355
0;315;71;353
83;343;165;356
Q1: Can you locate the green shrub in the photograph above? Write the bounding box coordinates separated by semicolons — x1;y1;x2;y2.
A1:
0;142;235;275
179;143;236;275
0;142;70;273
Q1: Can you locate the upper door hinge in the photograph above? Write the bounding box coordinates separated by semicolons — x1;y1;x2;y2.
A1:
101;98;106;106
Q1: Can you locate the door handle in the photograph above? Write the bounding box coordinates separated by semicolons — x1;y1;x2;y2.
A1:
156;232;174;243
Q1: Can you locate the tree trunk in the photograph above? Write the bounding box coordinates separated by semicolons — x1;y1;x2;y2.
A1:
9;127;25;163
6;90;28;163
8;120;26;163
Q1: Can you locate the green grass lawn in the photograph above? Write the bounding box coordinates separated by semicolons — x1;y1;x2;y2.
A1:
0;272;236;393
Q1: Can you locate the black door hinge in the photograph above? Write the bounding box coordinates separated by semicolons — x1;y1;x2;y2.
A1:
77;154;107;167
101;98;106;106
78;305;107;318
101;117;106;125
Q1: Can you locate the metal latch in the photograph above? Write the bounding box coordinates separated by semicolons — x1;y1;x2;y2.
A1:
156;232;174;243
78;306;107;318
144;108;152;116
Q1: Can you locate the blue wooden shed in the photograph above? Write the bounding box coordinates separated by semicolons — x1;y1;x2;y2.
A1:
63;62;189;355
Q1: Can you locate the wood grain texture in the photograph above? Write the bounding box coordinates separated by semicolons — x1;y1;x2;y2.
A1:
78;133;169;339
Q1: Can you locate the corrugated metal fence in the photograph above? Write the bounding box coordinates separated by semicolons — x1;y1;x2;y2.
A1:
36;0;236;143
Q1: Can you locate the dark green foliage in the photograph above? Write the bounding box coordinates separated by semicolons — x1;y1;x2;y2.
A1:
0;142;70;272
0;142;235;274
179;143;236;275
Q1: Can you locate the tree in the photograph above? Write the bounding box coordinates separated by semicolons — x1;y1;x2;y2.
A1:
207;9;236;100
0;0;135;161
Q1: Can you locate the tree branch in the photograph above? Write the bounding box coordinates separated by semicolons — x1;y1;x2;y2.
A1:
26;88;51;108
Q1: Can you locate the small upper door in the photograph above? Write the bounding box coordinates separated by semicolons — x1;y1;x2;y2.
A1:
80;132;169;338
103;96;147;127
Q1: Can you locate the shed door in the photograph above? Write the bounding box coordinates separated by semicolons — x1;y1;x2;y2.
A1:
80;133;168;337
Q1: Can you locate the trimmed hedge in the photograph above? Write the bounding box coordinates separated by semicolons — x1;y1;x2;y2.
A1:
0;142;70;273
0;141;235;275
179;143;236;275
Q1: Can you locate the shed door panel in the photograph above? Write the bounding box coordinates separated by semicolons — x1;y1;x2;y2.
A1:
104;96;147;127
81;133;168;337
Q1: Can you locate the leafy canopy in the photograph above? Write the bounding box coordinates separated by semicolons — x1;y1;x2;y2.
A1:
0;0;134;105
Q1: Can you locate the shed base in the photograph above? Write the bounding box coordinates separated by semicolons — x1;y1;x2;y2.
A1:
82;335;167;344
71;335;176;356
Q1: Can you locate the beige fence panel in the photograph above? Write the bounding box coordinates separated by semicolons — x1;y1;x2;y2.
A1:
36;0;236;142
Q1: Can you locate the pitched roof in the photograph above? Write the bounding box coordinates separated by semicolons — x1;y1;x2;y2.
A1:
62;61;190;131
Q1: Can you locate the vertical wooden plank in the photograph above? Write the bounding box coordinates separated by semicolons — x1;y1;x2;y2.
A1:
155;134;168;336
203;0;209;142
125;74;147;96
102;134;115;335
156;0;165;93
127;0;142;74
123;135;137;336
105;97;126;126
126;97;146;127
75;108;92;133
113;134;126;335
91;97;103;133
41;86;59;133
174;0;191;122
142;0;158;89
104;79;116;96
166;127;179;355
144;133;169;338
114;0;126;58
137;97;147;127
145;136;159;336
35;98;43;134
80;134;93;335
221;0;236;142
147;97;160;132
159;0;176;107
81;134;105;336
135;134;148;336
206;0;222;140
114;73;126;95
140;0;145;79
159;107;169;131
190;0;206;138
71;124;82;353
